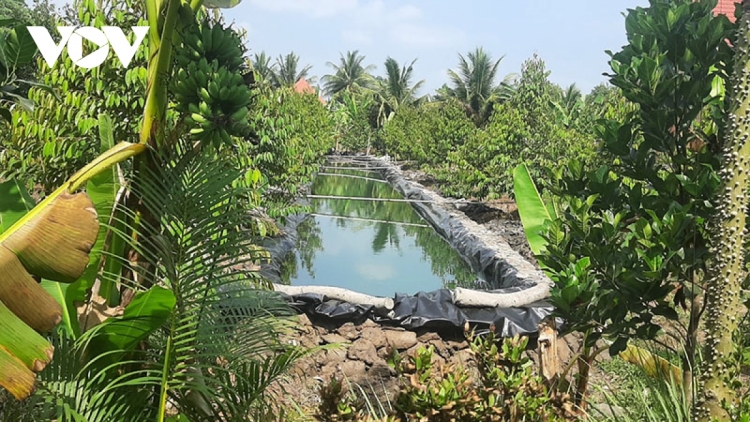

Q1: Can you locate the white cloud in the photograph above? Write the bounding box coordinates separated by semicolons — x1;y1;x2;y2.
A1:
389;23;466;48
341;29;373;45
246;0;358;18
393;4;422;20
245;0;463;49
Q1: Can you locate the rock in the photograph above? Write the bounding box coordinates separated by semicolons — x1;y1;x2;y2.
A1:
339;360;366;379
447;340;469;351
429;339;451;359
348;339;379;365
384;330;418;350
297;313;312;327
361;318;378;328
448;349;475;367
377;344;396;360
337;322;360;340
361;326;387;348
319;363;338;379
417;332;441;343
324;348;347;366
369;360;395;378
321;333;349;345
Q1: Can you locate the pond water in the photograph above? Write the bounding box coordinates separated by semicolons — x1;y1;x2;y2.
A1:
279;166;481;297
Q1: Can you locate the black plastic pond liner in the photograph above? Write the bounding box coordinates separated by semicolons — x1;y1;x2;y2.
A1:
263;157;557;337
278;288;559;338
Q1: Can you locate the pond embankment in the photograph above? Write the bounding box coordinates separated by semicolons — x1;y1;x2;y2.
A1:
265;156;577;412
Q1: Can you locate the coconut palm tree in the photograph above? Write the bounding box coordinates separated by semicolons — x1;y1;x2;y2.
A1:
375;57;425;125
550;83;583;128
445;47;515;124
271;51;314;88
251;51;276;81
322;50;376;98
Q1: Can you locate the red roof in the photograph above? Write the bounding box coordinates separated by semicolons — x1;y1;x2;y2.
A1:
714;0;740;22
293;78;325;104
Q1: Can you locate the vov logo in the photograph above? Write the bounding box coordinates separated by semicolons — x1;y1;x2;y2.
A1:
26;26;149;69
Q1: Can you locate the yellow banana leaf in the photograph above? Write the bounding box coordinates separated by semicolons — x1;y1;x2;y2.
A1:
0;141;145;399
620;343;683;384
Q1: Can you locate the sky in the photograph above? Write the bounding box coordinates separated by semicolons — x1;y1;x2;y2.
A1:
223;0;650;96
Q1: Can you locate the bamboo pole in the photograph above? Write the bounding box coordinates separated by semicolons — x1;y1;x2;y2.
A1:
273;284;395;313
309;213;430;228
306;194;439;203
315;173;388;183
318;166;390;171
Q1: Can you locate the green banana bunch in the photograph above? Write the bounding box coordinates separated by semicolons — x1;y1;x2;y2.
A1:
171;18;252;148
177;21;245;71
182;65;252;147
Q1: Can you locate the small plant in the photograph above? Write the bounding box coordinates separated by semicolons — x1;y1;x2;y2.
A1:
393;332;576;422
315;376;397;422
316;376;365;422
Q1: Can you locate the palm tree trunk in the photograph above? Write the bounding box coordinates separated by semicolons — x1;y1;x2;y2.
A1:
696;2;750;419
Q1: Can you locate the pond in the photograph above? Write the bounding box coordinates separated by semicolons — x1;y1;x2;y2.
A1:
278;166;482;297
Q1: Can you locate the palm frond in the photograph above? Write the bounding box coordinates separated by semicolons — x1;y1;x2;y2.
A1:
21;142;305;421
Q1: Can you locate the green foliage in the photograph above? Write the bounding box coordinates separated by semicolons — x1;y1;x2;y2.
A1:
381;98;474;166
513;162;557;255
0;19;42;124
3;145;306;421
271;51;313;88
373;57;425;127
438;103;530;199
536;0;736;407
594;354;692;422
322;50;376;98
243;85;334;217
379;52;600;200
3;0;147;192
393;333;573;422
511;54;557;138
444;47;514;124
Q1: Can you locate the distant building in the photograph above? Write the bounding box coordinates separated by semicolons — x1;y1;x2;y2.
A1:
714;0;740;22
294;78;326;104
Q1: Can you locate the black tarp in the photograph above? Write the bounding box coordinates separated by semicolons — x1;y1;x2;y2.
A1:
279;287;559;337
267;157;557;337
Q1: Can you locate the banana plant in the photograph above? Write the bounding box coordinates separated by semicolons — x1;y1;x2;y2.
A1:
0;141;144;399
0;0;247;401
512;163;556;256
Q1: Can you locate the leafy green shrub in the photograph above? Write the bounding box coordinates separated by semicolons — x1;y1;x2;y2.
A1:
381;98;475;166
2;0;147;193
243;86;334;217
438;103;529;199
537;0;735;410
393;333;575;422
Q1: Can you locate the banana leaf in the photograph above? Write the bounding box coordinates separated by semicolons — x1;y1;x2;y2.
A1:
0;141;145;399
513;163;556;255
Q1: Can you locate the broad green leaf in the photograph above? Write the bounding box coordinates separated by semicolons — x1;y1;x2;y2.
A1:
203;0;242;8
85;114;120;306
0;179;35;234
40;279;87;339
1;25;38;69
513;163;554;255
89;286;175;366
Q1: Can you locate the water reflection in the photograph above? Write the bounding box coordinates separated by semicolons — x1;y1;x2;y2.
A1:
280;166;480;297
